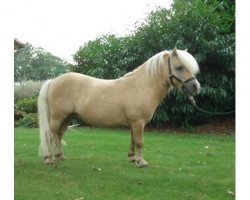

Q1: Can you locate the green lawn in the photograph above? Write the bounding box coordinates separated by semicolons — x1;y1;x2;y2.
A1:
15;128;235;200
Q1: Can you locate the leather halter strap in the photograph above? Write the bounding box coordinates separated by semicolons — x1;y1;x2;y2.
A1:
167;57;196;87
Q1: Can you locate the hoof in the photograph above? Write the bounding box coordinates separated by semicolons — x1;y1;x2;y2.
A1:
55;154;65;161
128;155;136;162
135;159;148;167
44;157;54;165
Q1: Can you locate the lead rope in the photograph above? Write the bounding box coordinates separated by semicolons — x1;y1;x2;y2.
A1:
188;96;235;115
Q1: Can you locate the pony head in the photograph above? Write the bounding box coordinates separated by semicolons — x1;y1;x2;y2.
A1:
163;48;201;96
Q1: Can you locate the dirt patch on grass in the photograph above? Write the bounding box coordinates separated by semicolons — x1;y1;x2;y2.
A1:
193;117;235;134
147;117;235;134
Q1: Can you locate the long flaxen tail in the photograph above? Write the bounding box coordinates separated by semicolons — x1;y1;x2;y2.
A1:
38;79;56;159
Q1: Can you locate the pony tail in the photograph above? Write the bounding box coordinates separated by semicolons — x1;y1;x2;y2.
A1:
38;80;54;158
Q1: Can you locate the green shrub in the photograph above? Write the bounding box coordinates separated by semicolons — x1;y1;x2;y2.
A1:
14;109;24;122
15;113;38;128
14;95;39;127
15;96;38;113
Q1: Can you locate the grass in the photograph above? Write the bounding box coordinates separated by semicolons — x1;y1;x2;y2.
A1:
15;127;235;200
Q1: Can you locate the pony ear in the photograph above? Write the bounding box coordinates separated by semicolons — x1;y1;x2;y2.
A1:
163;51;170;59
172;47;177;56
184;48;188;52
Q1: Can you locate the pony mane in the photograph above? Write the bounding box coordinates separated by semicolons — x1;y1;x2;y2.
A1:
123;65;144;78
145;51;168;79
123;51;167;79
176;50;199;74
125;49;199;79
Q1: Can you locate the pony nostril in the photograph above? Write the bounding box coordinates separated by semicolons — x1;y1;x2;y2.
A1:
193;84;197;91
192;83;201;95
191;83;200;95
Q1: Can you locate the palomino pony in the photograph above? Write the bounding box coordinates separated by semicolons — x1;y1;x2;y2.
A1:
38;48;200;167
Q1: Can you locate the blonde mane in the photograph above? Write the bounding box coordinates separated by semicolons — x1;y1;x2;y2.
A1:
123;66;144;78
176;50;199;74
123;51;167;80
145;51;168;80
124;49;199;79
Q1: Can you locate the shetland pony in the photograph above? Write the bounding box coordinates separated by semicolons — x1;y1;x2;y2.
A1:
38;48;200;167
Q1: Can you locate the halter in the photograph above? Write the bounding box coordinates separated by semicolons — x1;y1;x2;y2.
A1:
167;57;196;88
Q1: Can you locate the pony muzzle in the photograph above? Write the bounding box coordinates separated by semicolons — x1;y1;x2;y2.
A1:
182;78;200;96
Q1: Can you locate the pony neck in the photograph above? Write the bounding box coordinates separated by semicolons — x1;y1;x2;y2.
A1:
144;66;172;103
123;63;171;103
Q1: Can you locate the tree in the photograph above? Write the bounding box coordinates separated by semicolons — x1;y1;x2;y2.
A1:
14;43;34;82
14;43;69;82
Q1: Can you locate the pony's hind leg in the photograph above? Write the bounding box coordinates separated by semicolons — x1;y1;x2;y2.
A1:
128;129;136;162
47;118;64;163
130;120;148;167
54;119;70;161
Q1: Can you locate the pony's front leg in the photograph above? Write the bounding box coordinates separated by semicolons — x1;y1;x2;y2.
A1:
128;130;136;162
135;143;148;167
130;120;148;167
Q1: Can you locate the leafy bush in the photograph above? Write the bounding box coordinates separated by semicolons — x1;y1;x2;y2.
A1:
14;83;39;127
15;113;38;128
15;96;38;113
14;97;38;127
72;35;138;79
71;0;235;130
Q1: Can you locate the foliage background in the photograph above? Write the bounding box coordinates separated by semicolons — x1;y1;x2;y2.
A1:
14;43;70;82
14;0;235;130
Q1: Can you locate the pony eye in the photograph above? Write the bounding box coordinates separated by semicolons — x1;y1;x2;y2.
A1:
176;66;183;71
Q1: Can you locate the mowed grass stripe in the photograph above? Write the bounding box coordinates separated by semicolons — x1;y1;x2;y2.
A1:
15;128;235;200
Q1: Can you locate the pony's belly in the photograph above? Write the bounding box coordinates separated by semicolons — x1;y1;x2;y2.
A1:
82;116;129;127
78;108;129;127
87;120;129;127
